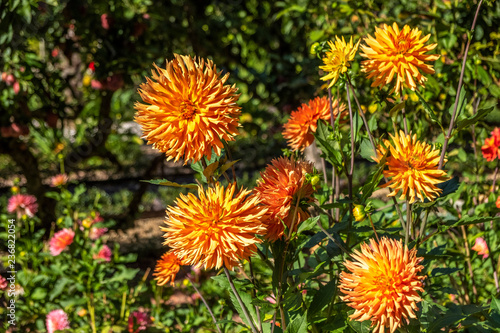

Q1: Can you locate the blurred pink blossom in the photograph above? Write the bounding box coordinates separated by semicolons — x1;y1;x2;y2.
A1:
471;237;489;259
93;245;112;262
7;194;38;217
101;13;112;30
127;310;151;333
90;227;108;240
50;174;68;187
266;294;276;304
49;229;75;256
0;275;7;290
1;123;30;138
13;81;20;94
46;309;70;333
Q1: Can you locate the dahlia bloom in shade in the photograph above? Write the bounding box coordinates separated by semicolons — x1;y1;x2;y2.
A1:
481;128;500;162
154;251;185;286
375;131;449;204
339;237;425;333
471;237;489;259
162;183;266;270
128;310;152;333
49;228;75;256
361;22;439;94
283;96;346;151
7;194;38;217
253;157;316;241
135;54;241;164
320;36;361;88
46;309;70;333
93;245;112;262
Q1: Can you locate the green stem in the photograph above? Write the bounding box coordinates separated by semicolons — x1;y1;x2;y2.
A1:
223;267;259;333
187;276;223;333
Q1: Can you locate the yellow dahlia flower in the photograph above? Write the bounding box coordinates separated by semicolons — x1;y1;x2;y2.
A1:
339;237;425;333
253;157;316;241
377;131;449;204
320;36;361;88
283;96;346;151
161;183;266;270
135;54;241;164
360;23;439;94
154;251;185;286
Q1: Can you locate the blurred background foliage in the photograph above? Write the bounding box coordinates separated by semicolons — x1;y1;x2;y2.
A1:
1;0;500;332
1;0;499;229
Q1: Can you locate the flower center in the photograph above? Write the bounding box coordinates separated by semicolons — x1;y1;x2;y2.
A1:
396;35;412;54
374;273;398;293
179;101;198;120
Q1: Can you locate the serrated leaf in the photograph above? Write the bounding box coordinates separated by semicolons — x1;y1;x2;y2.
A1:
430;267;461;277
454;104;496;134
297;216;320;235
389;101;405;117
50;277;71;301
308;280;337;318
415;90;443;132
141;179;198;189
285;311;308;333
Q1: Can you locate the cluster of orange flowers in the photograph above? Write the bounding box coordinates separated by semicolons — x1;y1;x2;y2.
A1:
135;20;442;333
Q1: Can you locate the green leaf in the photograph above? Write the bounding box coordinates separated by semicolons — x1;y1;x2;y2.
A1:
31;287;47;300
141;179;198;189
441;215;500;232
415;90;443;132
361;163;385;202
454;103;496;134
389;101;405;117
106;267;139;284
297;216;320;235
315;121;342;168
285;311;308;333
348;317;371;333
359;138;375;162
448;85;467;118
489;297;500;327
430;267;461;277
50;277;71;301
308;280;337;318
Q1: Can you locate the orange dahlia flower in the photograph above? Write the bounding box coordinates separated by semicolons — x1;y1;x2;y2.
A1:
377;131;449;203
360;23;439;94
135;54;241;164
154;252;185;286
283;96;346;151
161;183;266;270
481;128;500;162
253;157;316;241
320;36;361;88
471;237;489;259
339;237;425;333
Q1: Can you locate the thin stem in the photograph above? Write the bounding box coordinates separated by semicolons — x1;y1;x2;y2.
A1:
367;215;380;242
439;0;484;169
345;77;355;246
346;75;405;228
316;220;350;254
461;225;478;302
405;198;412;246
346;75;376;152
222;139;239;188
400;90;409;135
491;162;499;193
223;267;259;333
328;85;339;221
248;257;263;332
187;276;223;333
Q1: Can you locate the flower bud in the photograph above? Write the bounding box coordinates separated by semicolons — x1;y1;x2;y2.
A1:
353;204;366;222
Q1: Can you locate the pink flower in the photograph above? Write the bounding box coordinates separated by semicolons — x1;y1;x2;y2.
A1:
93;245;112;262
89;227;108;240
7;194;38;217
1;123;30;138
471;237;489;259
266;294;276;304
3;73;15;85
50;174;68;187
0;275;7;290
91;79;104;90
128;310;151;333
46;309;70;333
13;81;20;94
101;13;112;30
51;48;59;57
49;229;75;256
